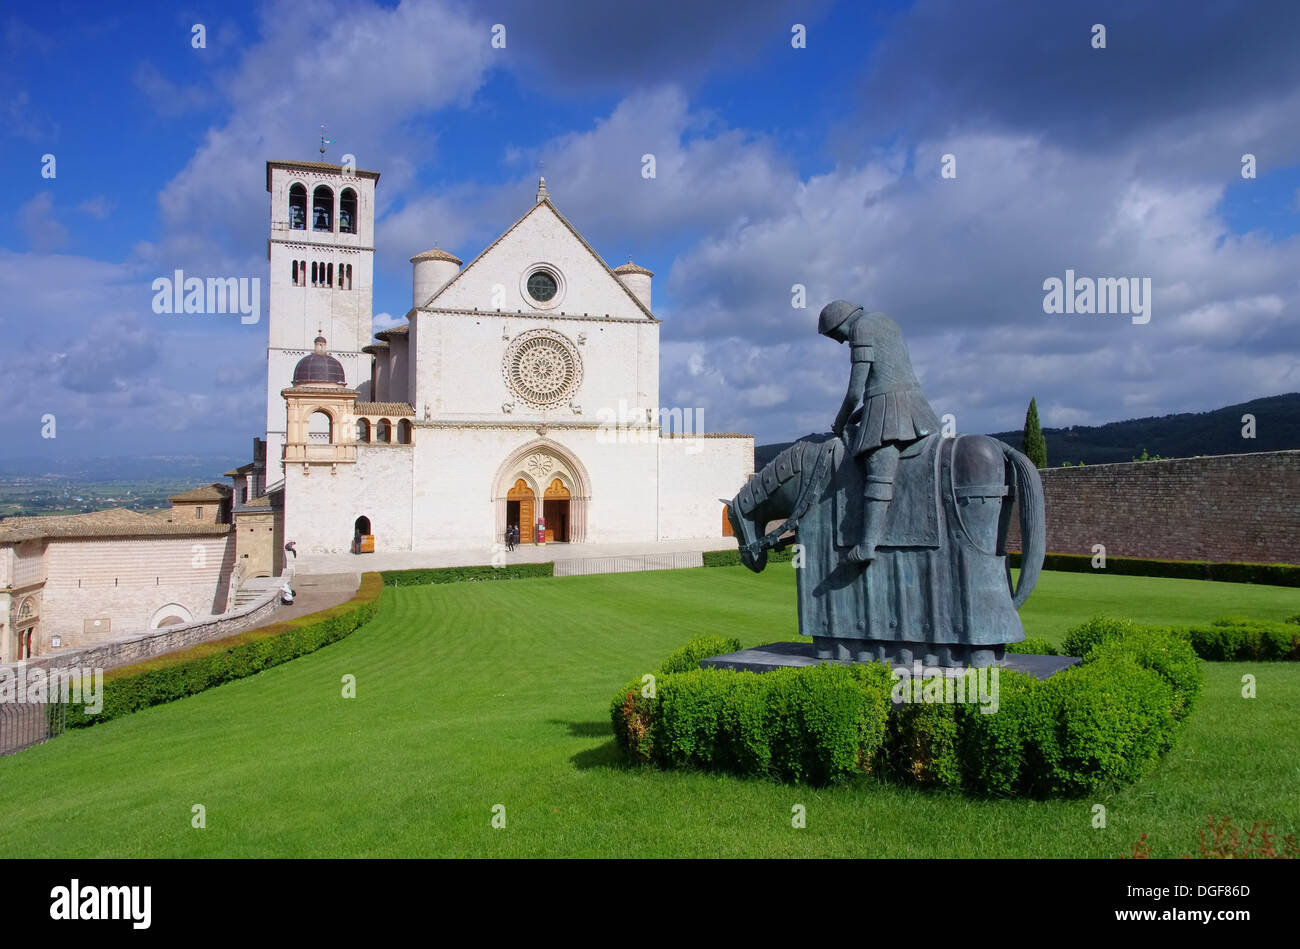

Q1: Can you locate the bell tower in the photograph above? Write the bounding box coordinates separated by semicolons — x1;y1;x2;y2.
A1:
264;159;380;478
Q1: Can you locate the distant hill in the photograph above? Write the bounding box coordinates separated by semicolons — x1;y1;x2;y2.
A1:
754;393;1300;470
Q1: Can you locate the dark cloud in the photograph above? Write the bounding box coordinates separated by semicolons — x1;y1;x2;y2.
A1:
492;0;834;93
844;0;1300;161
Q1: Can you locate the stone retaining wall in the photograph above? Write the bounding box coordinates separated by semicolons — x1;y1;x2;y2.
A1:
0;569;291;677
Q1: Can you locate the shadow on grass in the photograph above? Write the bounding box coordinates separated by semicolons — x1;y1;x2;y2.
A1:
571;740;625;771
548;719;611;738
546;719;628;771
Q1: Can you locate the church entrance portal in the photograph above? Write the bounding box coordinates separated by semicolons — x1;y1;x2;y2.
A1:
507;479;536;545
542;478;570;543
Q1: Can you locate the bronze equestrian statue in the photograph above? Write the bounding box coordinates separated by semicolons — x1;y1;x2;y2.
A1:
725;301;1046;667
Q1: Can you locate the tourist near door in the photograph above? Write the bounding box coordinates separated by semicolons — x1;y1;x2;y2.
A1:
507;479;535;545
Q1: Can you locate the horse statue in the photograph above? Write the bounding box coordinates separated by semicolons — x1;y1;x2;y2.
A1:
725;425;1045;668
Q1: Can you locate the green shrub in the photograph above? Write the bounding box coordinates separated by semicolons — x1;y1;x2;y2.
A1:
609;676;657;764
658;634;742;675
884;699;962;790
381;563;553;586
1061;614;1141;657
702;547;796;568
957;669;1058;797
1042;657;1174;795
611;624;1198;797
1183;619;1300;661
67;573;384;728
1086;625;1202;723
1005;637;1059;656
611;655;890;786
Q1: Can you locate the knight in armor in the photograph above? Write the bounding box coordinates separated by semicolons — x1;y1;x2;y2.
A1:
819;301;941;564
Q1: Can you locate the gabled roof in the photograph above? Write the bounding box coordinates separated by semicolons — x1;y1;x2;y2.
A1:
423;196;660;323
0;508;231;542
354;402;416;416
167;483;232;503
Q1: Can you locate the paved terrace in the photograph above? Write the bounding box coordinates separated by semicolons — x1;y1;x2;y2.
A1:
290;536;739;576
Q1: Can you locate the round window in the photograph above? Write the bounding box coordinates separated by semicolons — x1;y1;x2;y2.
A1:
527;270;558;302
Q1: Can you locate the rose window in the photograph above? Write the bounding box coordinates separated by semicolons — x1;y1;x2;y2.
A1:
503;330;582;408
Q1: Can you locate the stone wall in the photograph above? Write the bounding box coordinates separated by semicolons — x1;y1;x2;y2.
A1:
0;570;287;677
39;534;237;648
1004;450;1300;564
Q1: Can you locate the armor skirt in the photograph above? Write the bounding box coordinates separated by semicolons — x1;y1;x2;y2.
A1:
850;387;941;456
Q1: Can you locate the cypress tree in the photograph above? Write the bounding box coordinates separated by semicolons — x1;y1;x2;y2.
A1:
1022;397;1048;468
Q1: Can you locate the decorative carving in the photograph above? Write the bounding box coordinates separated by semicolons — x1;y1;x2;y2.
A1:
502;401;515;414
526;453;554;479
502;329;583;408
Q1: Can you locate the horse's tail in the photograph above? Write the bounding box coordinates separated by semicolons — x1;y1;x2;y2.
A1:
1000;441;1045;608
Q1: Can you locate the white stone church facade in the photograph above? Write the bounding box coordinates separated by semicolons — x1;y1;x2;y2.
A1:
265;159;752;554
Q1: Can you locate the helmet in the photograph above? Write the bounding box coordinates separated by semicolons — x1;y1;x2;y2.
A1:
818;300;863;337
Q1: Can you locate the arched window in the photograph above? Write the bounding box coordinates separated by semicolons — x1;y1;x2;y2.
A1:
327;262;333;288
376;419;392;443
344;264;353;290
312;185;333;231
308;410;333;443
397;419;412;444
311;261;318;286
356;418;370;442
288;183;307;229
339;188;357;234
291;260;300;286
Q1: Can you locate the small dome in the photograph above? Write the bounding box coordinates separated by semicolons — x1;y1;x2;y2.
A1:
613;259;653;276
293;336;346;385
410;246;462;264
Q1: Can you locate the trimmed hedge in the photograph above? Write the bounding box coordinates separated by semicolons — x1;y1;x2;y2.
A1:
66;572;384;728
659;635;741;675
1007;551;1300;587
1066;612;1300;663
1182;617;1300;661
611;638;891;785
703;548;796;568
1005;637;1060;656
612;625;1203;796
381;563;554;586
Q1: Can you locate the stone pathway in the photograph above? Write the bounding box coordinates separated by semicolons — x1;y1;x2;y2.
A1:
242;572;361;630
291;536;737;577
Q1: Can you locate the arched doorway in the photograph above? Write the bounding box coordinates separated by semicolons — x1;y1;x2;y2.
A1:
354;515;373;554
543;478;571;543
492;440;592;545
506;479;536;545
150;603;194;629
722;504;734;537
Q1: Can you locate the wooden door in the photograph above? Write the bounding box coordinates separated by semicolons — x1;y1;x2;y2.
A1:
508;479;536;544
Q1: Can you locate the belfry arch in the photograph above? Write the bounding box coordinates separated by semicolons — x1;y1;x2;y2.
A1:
492;439;590;544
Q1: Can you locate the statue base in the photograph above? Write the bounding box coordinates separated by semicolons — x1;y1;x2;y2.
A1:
700;641;1080;680
813;636;1004;667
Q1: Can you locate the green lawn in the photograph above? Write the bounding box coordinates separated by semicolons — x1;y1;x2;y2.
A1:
1;567;1296;857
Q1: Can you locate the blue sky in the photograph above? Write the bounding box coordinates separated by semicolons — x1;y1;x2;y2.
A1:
3;0;1298;464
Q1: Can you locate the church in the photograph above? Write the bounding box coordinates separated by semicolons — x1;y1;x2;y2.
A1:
264;159;753;554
